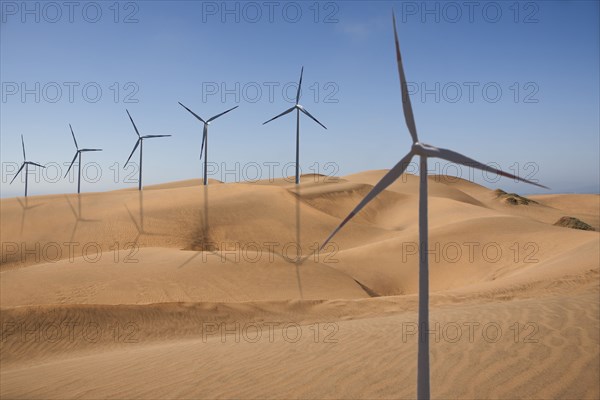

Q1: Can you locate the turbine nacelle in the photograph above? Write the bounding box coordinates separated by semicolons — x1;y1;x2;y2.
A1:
411;142;436;156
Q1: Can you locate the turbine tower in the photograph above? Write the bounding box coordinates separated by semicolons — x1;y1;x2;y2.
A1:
319;13;548;400
124;109;172;191
178;102;238;185
64;124;102;194
263;67;327;184
10;135;45;197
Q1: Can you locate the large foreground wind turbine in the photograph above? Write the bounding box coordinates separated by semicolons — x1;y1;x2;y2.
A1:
65;124;102;194
263;67;327;184
10;135;45;197
320;13;548;400
178;102;238;185
124;109;171;190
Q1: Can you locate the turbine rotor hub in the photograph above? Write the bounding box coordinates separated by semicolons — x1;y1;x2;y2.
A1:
412;142;436;157
411;142;425;155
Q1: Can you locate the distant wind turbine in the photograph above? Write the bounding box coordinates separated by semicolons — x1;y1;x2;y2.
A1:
124;109;172;190
64;124;102;194
263;67;327;184
10;135;45;197
319;12;548;400
178;102;238;185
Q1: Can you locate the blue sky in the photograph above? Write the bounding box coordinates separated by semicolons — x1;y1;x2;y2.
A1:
1;0;598;197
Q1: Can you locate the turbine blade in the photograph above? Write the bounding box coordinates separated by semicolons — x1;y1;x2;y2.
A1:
263;107;295;125
142;135;171;139
178;102;206;124
28;162;45;168
424;146;549;189
21;135;26;160
64;153;78;177
299;107;327;130
296;66;304;104
80;149;103;152
207;105;239;122
69;124;79;150
200;125;207;160
126;109;141;137
320;151;415;251
124;139;141;168
10;163;25;184
392;11;419;144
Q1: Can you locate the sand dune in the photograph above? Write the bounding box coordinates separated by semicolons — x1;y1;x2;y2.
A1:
1;171;598;399
2;290;597;399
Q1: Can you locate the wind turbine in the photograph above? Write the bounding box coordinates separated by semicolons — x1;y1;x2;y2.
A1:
319;13;548;400
10;135;45;197
124;109;171;190
263;67;327;184
177;102;238;185
64;124;102;193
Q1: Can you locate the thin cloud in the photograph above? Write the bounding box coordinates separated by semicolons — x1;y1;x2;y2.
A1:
336;16;387;41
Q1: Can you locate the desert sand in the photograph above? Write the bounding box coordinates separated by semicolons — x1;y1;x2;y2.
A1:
1;172;598;399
